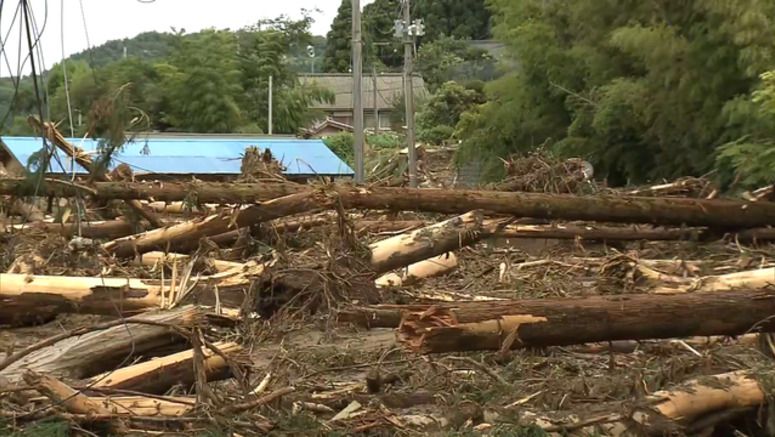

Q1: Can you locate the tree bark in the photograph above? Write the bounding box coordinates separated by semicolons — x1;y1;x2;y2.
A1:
88;341;241;394
0;273;167;321
14;219;150;239
491;223;708;241
0;306;201;382
103;190;325;258
517;370;766;435
7;179;775;229
392;290;775;353
27;117;165;228
632;370;764;432
0;261;263;321
369;211;484;274
334;186;775;228
0;178;305;203
375;253;458;287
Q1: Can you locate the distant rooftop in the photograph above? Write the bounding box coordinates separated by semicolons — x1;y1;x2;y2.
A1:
0;135;354;177
299;73;428;111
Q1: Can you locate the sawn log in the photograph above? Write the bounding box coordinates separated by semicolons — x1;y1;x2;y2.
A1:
103;190;324;257
5;180;775;228
392;290;775;353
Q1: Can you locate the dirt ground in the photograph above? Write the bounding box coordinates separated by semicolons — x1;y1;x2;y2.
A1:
1;211;773;436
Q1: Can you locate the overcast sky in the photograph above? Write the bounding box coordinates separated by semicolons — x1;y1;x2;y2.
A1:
1;0;373;77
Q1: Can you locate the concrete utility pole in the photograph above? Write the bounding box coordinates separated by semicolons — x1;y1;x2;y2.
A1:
352;0;365;183
268;75;273;135
402;0;418;188
373;65;379;131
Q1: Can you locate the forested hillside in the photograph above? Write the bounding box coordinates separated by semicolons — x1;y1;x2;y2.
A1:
0;17;332;137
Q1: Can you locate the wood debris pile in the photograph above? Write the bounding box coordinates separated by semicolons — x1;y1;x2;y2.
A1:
495;150;597;194
1;120;775;435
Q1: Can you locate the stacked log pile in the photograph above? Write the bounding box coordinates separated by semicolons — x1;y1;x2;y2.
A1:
2;121;775;435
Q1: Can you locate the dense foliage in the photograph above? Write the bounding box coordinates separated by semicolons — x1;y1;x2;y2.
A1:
417;81;485;144
415;36;497;91
2;17;333;136
414;0;491;41
323;0;492;73
455;0;775;186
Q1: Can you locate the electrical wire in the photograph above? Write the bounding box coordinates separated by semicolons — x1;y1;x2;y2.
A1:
60;0;75;137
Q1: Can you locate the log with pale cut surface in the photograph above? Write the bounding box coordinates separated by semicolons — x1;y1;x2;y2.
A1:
375;252;458;288
369;211;483;274
389;290;775;353
88;341;242;394
103;190;325;258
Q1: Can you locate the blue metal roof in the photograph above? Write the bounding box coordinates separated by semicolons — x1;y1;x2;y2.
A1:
0;136;354;176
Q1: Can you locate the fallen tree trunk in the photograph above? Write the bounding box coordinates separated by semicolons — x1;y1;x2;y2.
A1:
0;178;305;203
375;253;458;288
633;370;764;432
103;190;325;258
0;266;258;321
7;180;775;228
391;290;775;353
0;273;167;320
335;186;775;228
639;266;775;294
17;219;150;239
0;306;201;382
28;117;165;228
516;370;766;435
25;372;195;417
89;341;241;394
369;211;484;274
491;223;708;241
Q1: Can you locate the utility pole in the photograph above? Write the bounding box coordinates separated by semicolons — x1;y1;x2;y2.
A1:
373;65;379;131
352;0;365;183
268;75;273;135
399;0;422;188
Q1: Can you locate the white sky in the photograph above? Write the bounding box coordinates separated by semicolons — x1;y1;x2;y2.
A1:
1;0;374;77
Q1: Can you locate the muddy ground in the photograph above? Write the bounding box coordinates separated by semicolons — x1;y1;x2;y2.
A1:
0;209;773;436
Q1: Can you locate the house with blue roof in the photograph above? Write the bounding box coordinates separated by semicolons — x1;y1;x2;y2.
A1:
0;133;354;181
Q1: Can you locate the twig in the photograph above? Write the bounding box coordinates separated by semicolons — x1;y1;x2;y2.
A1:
443;356;510;386
542;413;624;432
222;386;295;414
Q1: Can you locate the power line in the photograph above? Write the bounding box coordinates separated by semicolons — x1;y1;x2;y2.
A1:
60;0;74;137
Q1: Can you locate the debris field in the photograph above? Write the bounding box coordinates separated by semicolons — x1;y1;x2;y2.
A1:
0;121;775;436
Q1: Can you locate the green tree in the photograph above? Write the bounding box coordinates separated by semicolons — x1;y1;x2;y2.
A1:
162;29;244;133
322;0;353;73
417;80;485;144
456;0;775;185
238;16;334;134
363;0;402;69
414;0;491;41
716;70;775;189
415;36;495;91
